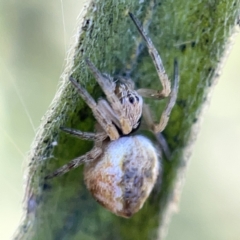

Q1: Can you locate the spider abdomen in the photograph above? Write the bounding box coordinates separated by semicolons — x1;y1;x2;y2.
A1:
84;135;160;218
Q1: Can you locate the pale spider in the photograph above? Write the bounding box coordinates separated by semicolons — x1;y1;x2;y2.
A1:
46;13;179;218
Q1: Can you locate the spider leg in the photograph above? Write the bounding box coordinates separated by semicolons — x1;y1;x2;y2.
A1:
153;59;179;133
69;77;119;140
45;146;102;179
142;59;178;133
142;103;171;160
85;59;132;134
60;127;108;141
129;12;171;98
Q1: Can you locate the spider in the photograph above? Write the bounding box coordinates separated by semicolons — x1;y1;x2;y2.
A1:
46;13;179;218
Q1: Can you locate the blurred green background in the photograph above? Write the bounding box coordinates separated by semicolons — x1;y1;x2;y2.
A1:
0;1;239;239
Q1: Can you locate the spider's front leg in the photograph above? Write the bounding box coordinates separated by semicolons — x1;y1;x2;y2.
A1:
153;59;179;133
129;12;171;99
143;60;179;134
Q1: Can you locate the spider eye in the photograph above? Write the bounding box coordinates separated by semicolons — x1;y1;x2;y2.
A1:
129;96;135;104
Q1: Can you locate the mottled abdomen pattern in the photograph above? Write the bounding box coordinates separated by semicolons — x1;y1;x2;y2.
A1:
84;136;160;218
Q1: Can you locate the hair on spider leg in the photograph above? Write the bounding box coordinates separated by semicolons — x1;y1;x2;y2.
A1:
46;13;179;218
60;126;108;142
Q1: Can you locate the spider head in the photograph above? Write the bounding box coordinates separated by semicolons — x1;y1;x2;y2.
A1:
115;81;143;131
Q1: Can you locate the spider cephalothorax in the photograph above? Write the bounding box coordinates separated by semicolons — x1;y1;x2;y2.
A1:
46;13;179;218
114;80;143;131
